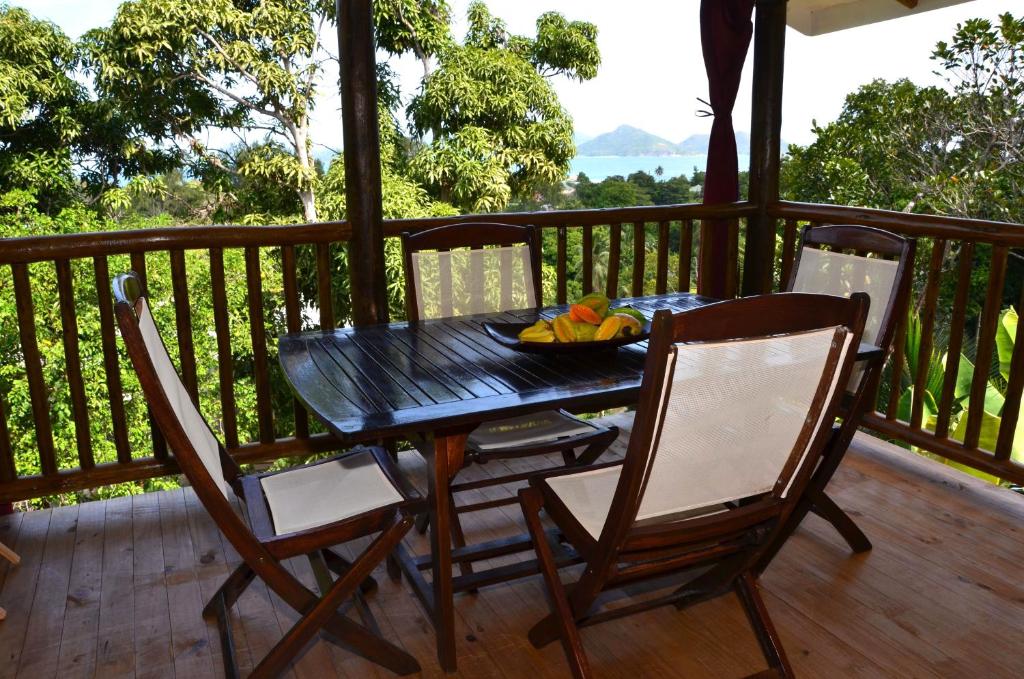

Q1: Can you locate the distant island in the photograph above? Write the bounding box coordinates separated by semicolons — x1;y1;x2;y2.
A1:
576;124;755;157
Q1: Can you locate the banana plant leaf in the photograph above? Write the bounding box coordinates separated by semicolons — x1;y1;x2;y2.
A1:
995;307;1017;382
952;353;1005;415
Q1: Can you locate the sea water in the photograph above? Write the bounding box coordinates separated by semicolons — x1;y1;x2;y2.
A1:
569;154;750;182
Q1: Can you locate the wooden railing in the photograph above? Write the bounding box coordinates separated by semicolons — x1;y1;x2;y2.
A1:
770;201;1024;486
2;198;1022;503
0;202;751;503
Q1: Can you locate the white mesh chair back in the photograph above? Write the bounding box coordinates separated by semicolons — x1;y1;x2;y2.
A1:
410;244;537;319
635;327;852;524
136;298;232;498
792;247;898;346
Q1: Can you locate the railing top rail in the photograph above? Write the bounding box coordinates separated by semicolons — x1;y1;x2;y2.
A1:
771;201;1024;247
0;222;350;266
0;202;755;266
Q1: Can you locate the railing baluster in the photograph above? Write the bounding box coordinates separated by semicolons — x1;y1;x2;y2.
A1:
655;221;669;295
282;245;309;439
582;225;593;295
245;247;275;444
55;259;94;469
631;222;645;297
209;248;239;449
11;263;56;475
885;313;908;421
779;219;798;291
93;256;132;464
678;220;693;293
316;242;335;329
0;396;13;483
935;242;974;439
963;245;1008;450
606;223;621;299
910;240;945;430
169;249;199;404
130;252;168;460
996;283;1024;460
556;225;567;305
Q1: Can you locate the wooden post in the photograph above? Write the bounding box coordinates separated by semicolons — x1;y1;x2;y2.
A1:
742;0;787;296
337;0;388;325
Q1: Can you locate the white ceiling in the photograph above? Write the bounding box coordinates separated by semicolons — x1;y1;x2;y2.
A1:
787;0;975;36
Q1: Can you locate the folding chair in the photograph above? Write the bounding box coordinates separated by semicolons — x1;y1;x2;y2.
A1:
519;292;868;678
759;224;915;562
401;223;618;556
113;272;424;678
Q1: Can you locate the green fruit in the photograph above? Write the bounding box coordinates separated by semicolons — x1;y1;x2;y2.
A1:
610;307;646;325
577;292;611;318
573;321;598;342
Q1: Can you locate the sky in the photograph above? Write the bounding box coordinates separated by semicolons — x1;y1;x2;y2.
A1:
25;0;1015;151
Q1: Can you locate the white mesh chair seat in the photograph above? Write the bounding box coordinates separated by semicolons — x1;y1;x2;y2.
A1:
792;247;898;346
260;450;404;535
137;299;232;498
411;244;536;319
468;411;596;451
545;464;727;539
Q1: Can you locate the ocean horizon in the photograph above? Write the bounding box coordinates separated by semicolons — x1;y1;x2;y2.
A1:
569;154;751;182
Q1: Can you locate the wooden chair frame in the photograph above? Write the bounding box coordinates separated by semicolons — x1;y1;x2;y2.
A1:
760;224;915;563
520;292;869;679
113;272;425;678
400;222;618;571
0;539;18;621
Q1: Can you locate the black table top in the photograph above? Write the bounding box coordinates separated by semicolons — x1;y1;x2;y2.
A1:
278;293;711;442
279;292;882;442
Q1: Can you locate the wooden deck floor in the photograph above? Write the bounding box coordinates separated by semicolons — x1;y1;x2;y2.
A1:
2;414;1023;679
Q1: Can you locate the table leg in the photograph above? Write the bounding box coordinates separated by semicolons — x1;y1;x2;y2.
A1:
428;430;468;672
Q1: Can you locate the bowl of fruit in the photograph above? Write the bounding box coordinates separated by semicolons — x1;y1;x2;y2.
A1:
482;293;650;354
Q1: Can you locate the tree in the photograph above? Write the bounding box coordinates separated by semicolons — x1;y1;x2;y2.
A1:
406;2;599;212
84;0;336;221
782;13;1024;223
0;6;82;211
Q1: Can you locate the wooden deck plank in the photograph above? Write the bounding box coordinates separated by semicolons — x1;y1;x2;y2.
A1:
93;495;135;677
2;426;1024;679
55;499;106;678
131;491;175;678
157;488;219;678
0;505;51;678
11;504;77;678
183;487;251;676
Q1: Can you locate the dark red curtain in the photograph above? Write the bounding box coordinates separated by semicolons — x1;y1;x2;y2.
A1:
698;0;755;299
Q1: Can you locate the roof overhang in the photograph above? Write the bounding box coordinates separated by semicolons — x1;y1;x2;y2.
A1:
787;0;975;36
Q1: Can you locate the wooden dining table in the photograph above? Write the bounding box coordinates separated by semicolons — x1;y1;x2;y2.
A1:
278;291;880;671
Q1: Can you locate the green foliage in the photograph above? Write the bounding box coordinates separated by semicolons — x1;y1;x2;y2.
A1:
0;195;284;505
783;13;1024;223
407;2;598;212
0;5;82;210
84;0;334;220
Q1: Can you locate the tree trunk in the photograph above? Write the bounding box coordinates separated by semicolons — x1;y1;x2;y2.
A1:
299;189;317;222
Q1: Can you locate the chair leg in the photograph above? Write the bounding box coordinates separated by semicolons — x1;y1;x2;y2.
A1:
735;573;793;679
811;491;872;553
448;496;476;581
251;516;420;678
573;426;619;467
321;547;378;593
520;488;592;679
202;563;256;619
